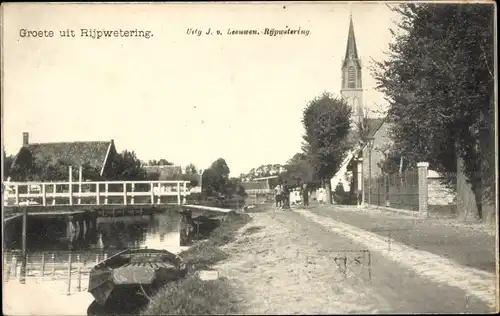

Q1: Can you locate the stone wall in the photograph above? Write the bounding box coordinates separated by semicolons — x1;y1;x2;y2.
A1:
427;171;457;217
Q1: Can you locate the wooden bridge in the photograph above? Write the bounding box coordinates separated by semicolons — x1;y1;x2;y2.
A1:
3;179;191;209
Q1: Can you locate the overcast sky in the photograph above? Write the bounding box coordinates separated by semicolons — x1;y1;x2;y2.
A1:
2;2;400;176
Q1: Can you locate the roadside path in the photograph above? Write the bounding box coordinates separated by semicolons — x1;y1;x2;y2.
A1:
311;204;497;273
215;207;497;314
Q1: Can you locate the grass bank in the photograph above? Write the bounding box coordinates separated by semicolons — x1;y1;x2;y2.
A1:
141;211;252;315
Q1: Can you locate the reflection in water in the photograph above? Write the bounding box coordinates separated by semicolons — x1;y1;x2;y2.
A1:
4;211;184;260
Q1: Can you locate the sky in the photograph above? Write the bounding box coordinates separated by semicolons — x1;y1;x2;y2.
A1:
2;2;401;177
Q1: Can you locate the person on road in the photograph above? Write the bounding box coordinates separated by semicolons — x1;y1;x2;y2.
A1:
302;183;309;208
274;183;283;209
282;183;290;210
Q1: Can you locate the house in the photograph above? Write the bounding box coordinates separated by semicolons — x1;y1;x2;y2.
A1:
9;132;120;181
144;165;183;180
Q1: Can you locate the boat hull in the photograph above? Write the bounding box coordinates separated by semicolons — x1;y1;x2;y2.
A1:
88;248;187;307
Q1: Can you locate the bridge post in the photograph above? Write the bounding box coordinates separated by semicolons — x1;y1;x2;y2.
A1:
150;183;154;204
183;182;187;204
177;182;181;204
69;166;73;205
157;183;161;204
15;183;19;205
131;183;135;205
105;183;109;205
123;183;128;206
20;209;27;283
52;184;56;205
96;183;100;205
42;183;47;206
78;166;83;205
66;253;72;296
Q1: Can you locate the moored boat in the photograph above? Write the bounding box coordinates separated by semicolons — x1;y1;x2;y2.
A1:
87;248;187;315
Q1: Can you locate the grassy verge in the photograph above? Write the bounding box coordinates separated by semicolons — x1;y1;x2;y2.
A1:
141;211;251;315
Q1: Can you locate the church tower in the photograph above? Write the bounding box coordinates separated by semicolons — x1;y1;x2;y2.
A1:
341;14;363;123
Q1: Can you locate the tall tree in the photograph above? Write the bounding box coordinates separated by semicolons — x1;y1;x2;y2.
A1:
202;158;230;196
372;3;495;222
302;92;352;203
114;150;148;180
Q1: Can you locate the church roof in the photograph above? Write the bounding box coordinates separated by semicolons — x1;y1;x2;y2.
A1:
342;15;361;69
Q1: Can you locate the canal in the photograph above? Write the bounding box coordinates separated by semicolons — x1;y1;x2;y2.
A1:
3;211;187;315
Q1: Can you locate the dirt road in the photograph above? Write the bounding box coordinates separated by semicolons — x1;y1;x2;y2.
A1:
215;206;497;314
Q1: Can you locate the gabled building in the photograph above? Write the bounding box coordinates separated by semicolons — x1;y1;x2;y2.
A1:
9;132;120;180
330;15;387;195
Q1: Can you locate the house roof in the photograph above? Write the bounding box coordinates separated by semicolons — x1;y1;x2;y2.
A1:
253;175;279;181
342;15;361;69
12;141;113;174
347;117;386;145
144;165;183;180
365;118;386;138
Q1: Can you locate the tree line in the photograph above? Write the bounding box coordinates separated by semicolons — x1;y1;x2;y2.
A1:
371;3;495;223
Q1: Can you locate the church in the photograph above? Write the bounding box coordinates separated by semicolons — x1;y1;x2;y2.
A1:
330;14;388;205
331;15;457;215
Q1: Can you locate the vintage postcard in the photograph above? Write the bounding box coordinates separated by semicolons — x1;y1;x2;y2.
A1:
1;1;498;315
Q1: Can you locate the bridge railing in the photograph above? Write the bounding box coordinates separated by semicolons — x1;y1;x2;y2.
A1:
3;180;191;207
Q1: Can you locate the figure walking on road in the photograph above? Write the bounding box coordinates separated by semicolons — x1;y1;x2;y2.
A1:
282;182;290;210
274;183;283;209
301;183;309;208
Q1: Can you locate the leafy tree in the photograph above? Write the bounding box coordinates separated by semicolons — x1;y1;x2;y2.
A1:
3;150;15;180
157;159;173;166
8;147;38;181
301;92;352;204
372;3;495;222
281;153;315;186
114;150;148;180
184;163;198;175
202;158;230;197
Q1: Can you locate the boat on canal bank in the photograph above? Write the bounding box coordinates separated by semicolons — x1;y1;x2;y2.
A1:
86;248;187;316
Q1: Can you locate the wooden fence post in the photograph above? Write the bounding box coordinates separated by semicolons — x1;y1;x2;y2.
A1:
67;253;72;296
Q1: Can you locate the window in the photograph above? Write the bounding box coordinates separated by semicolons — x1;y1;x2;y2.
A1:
348;66;356;88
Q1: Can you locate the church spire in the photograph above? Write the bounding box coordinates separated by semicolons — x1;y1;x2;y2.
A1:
343;14;359;66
